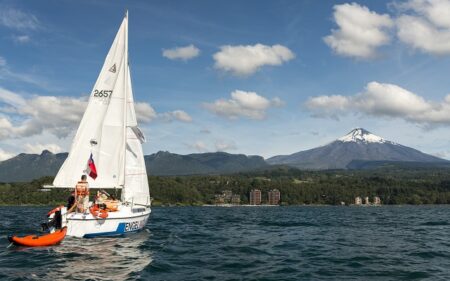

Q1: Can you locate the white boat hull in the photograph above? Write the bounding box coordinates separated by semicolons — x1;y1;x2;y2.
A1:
57;205;151;238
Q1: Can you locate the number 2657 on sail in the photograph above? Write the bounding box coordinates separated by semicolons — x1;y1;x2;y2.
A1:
93;90;112;98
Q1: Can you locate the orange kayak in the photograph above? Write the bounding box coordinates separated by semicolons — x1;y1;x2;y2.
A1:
8;227;67;247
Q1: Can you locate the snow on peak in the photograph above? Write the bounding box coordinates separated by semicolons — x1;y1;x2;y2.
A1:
337;128;393;144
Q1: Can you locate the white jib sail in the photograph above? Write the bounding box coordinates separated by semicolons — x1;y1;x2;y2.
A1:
53;15;129;188
123;66;150;205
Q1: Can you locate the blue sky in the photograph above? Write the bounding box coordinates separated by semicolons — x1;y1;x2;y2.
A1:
1;0;450;160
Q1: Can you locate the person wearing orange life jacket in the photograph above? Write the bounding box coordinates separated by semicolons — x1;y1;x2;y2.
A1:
75;175;90;213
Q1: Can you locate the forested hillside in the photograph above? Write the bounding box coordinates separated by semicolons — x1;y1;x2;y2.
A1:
2;166;450;206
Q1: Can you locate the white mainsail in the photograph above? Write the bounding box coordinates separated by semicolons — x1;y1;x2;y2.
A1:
54;15;128;188
53;12;149;206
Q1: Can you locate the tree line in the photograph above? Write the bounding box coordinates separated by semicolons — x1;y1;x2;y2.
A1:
2;166;450;206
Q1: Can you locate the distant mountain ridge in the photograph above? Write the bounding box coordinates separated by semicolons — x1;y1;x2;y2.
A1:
0;150;268;182
145;151;267;176
267;128;446;170
0;150;69;182
0;128;447;182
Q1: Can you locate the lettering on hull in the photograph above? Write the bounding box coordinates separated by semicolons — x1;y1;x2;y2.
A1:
124;220;145;232
80;216;149;238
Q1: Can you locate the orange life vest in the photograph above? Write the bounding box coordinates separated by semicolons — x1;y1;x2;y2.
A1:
75;181;89;196
89;205;108;219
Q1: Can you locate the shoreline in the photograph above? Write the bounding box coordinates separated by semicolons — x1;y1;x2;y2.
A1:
3;203;450;207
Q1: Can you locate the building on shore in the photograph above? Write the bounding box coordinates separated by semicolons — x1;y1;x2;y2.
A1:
364;196;370;205
249;189;262;205
355;196;362;205
267;189;281;205
373;196;381;205
214;190;242;205
214;194;225;204
222;190;233;202
231;194;241;204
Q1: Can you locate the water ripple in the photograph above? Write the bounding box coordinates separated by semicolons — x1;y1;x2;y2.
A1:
2;206;450;280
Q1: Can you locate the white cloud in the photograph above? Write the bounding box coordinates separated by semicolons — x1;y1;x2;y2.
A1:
185;139;237;153
135;102;157;123
398;0;450;29
13;35;30;43
204;90;284;120
0;57;6;66
162;44;200;61
0;87;157;140
271;97;286;107
0;7;40;31
24;143;62;154
213;44;295;76
187;141;209;152
0;148;15;161
305;81;450;127
215;140;237;152
305;95;351;119
396;0;450;55
431;150;450;159
0;117;14;140
135;102;191;124
161;110;193;123
324;3;393;59
16;95;88;138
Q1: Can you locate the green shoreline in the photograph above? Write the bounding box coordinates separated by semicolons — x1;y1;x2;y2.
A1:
3;166;450;206
2;203;450;207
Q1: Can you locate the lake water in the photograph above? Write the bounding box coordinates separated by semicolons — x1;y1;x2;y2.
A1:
1;206;450;280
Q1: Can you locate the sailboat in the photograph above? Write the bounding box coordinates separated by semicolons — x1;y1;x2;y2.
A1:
45;12;151;238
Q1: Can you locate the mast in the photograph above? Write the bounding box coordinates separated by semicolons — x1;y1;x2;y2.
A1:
120;10;150;205
121;10;128;192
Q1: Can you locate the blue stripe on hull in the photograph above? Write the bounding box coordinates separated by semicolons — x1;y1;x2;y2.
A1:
82;222;143;238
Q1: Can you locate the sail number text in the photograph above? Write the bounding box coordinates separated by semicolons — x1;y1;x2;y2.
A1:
93;90;112;98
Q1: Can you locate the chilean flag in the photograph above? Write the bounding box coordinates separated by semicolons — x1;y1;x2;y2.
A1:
86;153;97;180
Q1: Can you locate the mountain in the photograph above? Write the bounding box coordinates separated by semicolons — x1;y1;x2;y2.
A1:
145;151;268;176
1;128;446;181
267;128;447;170
0;150;268;182
0;150;68;182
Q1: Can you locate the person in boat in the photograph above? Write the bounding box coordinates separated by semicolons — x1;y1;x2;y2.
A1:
96;190;109;204
95;189;119;211
67;191;76;212
95;190;108;209
75;175;89;212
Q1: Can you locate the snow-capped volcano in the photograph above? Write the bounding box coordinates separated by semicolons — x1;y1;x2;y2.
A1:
337;128;393;144
267;128;446;170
